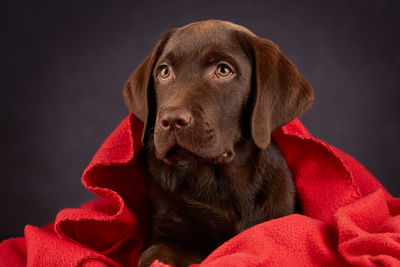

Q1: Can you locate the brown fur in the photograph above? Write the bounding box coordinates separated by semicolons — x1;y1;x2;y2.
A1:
123;20;314;267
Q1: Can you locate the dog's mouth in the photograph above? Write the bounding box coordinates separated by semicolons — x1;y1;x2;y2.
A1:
163;145;202;165
153;124;236;165
159;145;235;166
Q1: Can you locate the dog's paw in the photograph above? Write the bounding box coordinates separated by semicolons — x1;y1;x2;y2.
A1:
138;244;177;267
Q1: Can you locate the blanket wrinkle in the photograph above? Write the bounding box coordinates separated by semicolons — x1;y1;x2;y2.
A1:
0;113;399;267
24;225;122;267
272;124;361;222
334;190;400;266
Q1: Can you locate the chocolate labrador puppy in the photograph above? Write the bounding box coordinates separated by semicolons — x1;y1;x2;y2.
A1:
123;20;314;267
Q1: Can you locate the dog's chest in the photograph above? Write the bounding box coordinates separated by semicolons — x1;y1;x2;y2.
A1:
149;163;261;242
142;143;295;254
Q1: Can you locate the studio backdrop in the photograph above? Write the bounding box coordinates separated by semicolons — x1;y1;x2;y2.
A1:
1;0;399;240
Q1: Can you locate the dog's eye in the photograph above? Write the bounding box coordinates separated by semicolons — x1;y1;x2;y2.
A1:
216;64;233;78
159;66;171;80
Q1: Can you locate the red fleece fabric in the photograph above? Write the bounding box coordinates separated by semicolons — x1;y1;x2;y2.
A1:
1;113;399;266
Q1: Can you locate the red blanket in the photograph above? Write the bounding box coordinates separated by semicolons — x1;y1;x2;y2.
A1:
1;113;399;266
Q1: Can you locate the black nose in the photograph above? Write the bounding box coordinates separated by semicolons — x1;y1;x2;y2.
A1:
160;109;192;131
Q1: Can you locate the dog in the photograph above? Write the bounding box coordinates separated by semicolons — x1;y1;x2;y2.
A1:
123;20;314;267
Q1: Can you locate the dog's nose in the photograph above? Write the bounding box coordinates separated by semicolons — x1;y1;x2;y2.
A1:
160;109;192;131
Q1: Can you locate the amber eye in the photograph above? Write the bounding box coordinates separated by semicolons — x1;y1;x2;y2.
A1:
159;66;171;80
216;64;233;78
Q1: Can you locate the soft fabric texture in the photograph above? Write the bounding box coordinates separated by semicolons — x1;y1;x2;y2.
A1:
1;113;399;266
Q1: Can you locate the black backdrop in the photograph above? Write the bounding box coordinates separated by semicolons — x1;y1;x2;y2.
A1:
1;0;399;240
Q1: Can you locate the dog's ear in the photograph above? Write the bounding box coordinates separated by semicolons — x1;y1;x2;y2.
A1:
238;33;314;149
123;29;175;142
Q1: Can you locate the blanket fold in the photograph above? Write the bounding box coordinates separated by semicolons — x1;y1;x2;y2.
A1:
1;113;399;267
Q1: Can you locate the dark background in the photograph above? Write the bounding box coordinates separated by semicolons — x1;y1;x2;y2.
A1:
1;0;399;240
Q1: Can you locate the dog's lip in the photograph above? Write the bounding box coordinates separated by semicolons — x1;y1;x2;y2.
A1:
159;145;235;166
214;150;235;164
221;151;233;159
159;145;203;166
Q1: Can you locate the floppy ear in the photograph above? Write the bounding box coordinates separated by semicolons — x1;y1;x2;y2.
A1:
123;29;175;142
243;34;314;149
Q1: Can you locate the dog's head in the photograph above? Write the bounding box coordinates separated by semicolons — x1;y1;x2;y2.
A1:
124;20;313;165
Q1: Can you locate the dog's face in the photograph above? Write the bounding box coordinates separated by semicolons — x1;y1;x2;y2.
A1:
152;23;252;165
124;20;313;165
